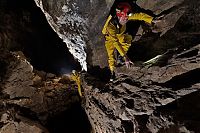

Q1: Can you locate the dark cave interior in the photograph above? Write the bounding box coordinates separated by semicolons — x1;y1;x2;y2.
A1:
1;0;81;75
160;68;200;90
156;91;200;132
0;0;90;132
2;0;200;132
46;102;92;133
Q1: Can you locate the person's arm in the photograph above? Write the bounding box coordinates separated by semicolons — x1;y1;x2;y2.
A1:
102;15;112;35
107;22;129;54
105;22;119;41
129;12;154;24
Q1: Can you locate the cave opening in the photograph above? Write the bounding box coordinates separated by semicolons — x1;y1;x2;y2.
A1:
1;0;81;75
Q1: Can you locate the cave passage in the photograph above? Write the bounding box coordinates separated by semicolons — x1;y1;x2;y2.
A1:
1;0;81;75
0;0;92;132
46;102;92;133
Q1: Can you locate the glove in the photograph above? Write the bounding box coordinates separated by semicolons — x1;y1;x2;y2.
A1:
124;56;134;68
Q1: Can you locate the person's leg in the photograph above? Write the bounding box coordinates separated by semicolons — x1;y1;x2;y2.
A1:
105;41;116;81
105;41;115;72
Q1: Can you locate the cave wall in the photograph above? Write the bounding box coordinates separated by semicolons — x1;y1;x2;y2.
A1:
0;0;200;132
34;0;114;70
3;0;200;72
0;0;81;74
33;0;199;70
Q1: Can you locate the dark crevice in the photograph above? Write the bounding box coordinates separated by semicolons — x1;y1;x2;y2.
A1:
157;91;200;133
121;120;134;133
2;102;92;133
127;32;161;62
87;66;111;82
176;48;199;58
114;78;141;87
123;98;135;109
110;89;125;98
135;114;150;133
158;68;200;90
0;122;5;128
46;102;92;133
157;125;181;133
0;60;8;82
5;104;39;122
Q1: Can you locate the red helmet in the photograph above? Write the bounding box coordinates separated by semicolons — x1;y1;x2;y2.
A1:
116;2;132;17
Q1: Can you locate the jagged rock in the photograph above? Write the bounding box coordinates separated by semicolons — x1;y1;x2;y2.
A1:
0;50;80;132
33;75;43;86
0;113;48;133
82;44;200;133
1;0;200;133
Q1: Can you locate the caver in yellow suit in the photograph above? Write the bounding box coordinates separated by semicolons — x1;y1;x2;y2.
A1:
102;12;154;72
70;70;83;97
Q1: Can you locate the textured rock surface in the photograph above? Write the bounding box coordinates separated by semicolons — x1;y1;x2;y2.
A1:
0;0;81;74
0;50;90;132
33;0;114;71
33;0;200;70
0;112;47;133
33;0;114;70
0;0;200;133
82;44;200;133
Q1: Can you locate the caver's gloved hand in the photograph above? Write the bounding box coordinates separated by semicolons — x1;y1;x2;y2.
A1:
123;55;134;68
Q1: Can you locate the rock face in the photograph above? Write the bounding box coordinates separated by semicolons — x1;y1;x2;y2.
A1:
0;0;81;74
83;44;200;133
33;0;114;71
33;0;114;70
33;0;200;69
0;50;90;133
0;0;200;133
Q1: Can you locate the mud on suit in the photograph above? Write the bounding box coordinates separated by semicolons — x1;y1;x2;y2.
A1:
102;13;154;72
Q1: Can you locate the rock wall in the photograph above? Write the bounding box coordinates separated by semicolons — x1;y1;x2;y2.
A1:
0;50;89;133
0;0;200;132
31;0;105;70
33;0;200;71
82;44;200;133
33;0;114;71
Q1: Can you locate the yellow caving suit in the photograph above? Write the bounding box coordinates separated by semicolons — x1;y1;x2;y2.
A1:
102;13;154;72
70;72;82;97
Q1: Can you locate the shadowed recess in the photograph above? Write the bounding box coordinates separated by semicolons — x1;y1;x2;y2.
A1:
160;68;200;90
0;0;81;74
46;102;91;133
